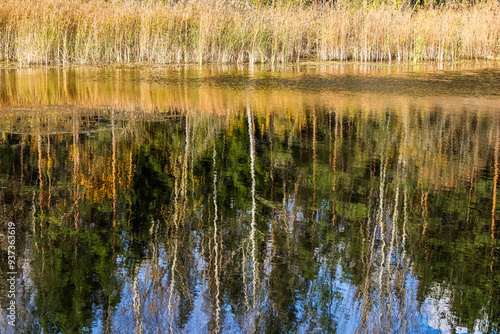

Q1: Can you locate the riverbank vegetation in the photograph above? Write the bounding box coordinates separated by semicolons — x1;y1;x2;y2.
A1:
0;0;499;64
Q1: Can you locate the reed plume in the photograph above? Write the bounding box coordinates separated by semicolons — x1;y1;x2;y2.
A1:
0;0;498;64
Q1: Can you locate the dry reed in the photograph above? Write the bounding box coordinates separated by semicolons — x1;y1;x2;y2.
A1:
0;0;499;64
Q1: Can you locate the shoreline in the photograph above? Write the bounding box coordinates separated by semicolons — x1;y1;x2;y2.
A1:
0;59;498;71
0;0;499;65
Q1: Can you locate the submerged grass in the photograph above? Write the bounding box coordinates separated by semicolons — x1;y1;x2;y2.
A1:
0;0;499;65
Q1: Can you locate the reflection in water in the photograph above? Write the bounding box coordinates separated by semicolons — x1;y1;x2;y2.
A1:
0;65;499;333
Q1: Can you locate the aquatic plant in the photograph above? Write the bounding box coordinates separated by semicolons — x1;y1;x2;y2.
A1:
0;0;498;64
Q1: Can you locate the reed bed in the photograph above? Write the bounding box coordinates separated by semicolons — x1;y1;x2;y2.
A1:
0;0;499;64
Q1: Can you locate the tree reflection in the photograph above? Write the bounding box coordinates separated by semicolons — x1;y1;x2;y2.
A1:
0;100;499;333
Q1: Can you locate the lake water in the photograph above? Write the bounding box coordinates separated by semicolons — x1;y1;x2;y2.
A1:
0;63;499;333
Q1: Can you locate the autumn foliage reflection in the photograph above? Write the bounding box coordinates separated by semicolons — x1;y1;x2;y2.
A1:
0;67;499;333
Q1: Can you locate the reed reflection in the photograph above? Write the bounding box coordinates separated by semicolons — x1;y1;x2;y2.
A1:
0;69;499;334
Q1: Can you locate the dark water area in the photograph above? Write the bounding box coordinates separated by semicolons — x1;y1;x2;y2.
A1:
0;63;499;333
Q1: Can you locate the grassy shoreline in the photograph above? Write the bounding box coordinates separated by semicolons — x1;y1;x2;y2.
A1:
0;0;499;65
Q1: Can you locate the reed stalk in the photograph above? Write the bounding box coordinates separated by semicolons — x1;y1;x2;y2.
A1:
0;0;498;64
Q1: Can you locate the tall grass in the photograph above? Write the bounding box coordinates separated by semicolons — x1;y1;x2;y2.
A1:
0;0;498;64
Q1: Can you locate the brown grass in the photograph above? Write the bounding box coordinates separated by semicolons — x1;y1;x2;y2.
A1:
0;0;499;64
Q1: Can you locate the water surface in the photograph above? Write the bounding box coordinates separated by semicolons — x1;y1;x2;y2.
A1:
0;63;499;333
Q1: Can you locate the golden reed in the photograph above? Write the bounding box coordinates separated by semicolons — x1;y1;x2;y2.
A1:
0;0;499;64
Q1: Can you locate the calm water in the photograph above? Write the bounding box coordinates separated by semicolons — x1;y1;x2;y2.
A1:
0;63;499;334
